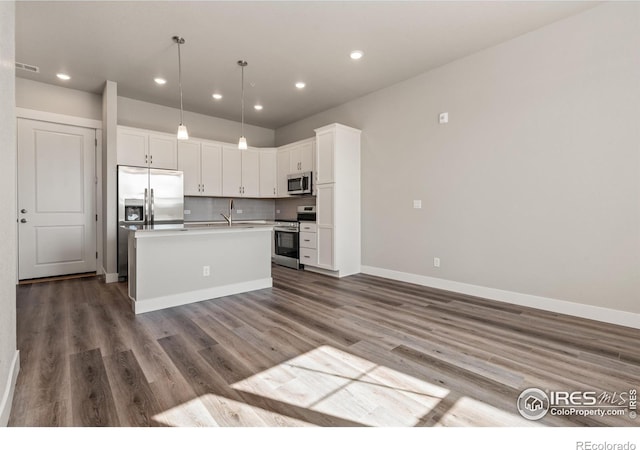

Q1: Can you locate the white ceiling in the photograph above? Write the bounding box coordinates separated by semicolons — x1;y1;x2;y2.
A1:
15;1;596;129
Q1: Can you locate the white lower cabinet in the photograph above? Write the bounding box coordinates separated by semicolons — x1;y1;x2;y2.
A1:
299;221;319;267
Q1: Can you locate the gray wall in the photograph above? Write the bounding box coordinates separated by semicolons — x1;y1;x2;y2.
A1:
275;196;316;221
118;96;275;147
0;0;17;425
16;77;102;120
275;3;640;314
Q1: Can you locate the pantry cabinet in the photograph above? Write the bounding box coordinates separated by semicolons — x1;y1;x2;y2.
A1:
307;124;361;277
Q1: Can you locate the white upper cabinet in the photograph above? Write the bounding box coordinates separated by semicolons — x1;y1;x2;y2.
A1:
316;130;335;185
276;148;291;197
259;149;277;198
148;134;177;169
178;140;222;197
222;146;260;197
242;149;260;197
277;137;315;197
177;141;201;196
200;143;223;197
117;126;177;170
222;146;242;196
289;141;314;173
117;127;148;167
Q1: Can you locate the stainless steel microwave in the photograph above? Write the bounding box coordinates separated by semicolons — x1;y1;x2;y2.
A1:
287;171;312;195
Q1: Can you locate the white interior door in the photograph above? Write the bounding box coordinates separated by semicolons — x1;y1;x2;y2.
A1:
18;119;97;280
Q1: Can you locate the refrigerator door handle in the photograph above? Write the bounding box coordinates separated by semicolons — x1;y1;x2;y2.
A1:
150;188;155;224
144;188;149;225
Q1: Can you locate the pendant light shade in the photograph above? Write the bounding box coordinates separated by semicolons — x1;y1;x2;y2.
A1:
173;36;189;140
177;125;189;140
238;60;248;150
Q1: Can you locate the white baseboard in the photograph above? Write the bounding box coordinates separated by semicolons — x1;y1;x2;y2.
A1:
361;265;640;330
303;265;340;278
0;350;20;427
104;272;119;284
133;278;273;314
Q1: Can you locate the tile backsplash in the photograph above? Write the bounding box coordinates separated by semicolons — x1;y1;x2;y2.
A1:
184;197;275;222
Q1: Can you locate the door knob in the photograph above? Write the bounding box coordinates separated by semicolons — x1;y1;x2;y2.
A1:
20;218;27;223
21;209;27;213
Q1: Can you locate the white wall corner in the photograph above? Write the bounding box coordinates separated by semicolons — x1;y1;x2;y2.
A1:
361;266;640;330
0;350;20;427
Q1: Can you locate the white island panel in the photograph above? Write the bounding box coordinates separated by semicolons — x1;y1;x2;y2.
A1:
128;226;272;314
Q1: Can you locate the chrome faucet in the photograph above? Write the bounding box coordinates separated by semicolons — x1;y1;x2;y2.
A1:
220;198;234;226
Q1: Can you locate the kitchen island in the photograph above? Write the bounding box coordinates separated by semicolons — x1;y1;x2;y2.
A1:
125;223;273;314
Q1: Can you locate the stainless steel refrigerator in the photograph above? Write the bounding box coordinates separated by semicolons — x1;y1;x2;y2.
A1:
117;165;184;279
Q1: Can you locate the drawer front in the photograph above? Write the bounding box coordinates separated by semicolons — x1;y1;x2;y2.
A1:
299;231;317;249
299;222;317;233
299;247;318;266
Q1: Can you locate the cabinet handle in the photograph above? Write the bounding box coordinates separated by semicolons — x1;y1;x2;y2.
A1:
202;184;204;192
303;255;310;259
150;155;153;164
145;155;148;164
304;239;310;242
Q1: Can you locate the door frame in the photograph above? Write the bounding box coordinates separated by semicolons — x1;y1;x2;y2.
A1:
15;108;103;282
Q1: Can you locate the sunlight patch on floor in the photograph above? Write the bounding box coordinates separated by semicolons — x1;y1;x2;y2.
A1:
231;345;450;426
152;394;314;427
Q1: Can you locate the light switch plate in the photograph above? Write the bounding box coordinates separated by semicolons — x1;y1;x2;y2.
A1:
184;209;191;215
439;112;449;124
413;200;422;209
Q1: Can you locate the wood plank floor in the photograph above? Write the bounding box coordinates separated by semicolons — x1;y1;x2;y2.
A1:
9;265;640;426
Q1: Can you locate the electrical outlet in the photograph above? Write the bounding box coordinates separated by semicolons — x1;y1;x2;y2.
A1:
433;257;441;268
202;265;210;277
184;209;191;215
276;209;281;214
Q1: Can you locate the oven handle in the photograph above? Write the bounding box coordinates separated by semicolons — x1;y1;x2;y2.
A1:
274;227;299;232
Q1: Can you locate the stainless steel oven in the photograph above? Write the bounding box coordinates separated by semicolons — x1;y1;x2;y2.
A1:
273;220;300;269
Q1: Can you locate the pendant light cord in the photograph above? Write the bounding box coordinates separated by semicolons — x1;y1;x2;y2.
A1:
240;63;245;137
178;40;184;125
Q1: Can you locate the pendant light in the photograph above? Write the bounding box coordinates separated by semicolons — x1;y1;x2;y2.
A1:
237;60;248;150
173;36;189;140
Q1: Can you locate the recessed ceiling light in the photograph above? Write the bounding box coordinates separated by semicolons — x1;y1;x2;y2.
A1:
154;77;167;85
212;93;223;100
295;82;306;89
350;50;364;60
56;73;71;81
254;104;263;111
